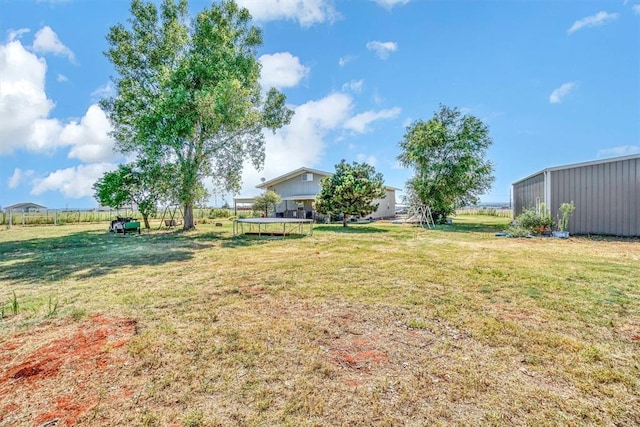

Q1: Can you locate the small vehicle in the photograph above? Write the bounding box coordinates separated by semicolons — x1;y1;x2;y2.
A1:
109;217;141;234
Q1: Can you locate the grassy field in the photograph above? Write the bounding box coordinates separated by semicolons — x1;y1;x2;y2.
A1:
1;216;639;426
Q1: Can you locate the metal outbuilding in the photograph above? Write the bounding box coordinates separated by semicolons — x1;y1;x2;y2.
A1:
512;154;640;236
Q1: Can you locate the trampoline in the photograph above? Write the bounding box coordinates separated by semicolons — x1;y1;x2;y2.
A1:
233;217;313;238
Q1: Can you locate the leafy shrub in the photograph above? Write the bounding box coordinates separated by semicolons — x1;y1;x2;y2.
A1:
515;207;554;233
209;208;231;219
557;202;575;231
506;225;531;238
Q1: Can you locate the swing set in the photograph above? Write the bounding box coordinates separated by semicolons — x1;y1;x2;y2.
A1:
158;204;184;229
405;204;436;229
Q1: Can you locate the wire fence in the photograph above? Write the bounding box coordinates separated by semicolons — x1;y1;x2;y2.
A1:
0;207;513;227
456;207;513;218
0;208;236;228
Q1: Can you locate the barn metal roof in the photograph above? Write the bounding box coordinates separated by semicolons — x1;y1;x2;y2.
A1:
512;153;640;186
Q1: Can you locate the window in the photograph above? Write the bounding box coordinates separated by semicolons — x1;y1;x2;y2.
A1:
302;173;313;181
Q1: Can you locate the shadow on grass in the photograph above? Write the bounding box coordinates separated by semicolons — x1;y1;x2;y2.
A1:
0;230;213;284
574;235;640;243
220;233;306;248
313;225;388;234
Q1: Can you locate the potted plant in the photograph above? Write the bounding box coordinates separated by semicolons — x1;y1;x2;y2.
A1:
553;202;575;238
537;202;554;236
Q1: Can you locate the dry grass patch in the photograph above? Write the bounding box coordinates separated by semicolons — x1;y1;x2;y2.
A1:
0;218;639;425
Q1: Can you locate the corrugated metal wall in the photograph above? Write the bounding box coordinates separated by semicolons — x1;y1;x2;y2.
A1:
513;173;545;216
550;157;640;236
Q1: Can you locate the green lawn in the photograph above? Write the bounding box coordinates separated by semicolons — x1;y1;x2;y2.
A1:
1;217;639;426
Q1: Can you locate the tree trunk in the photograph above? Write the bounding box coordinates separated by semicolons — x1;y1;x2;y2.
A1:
183;204;195;230
342;215;348;227
142;214;150;229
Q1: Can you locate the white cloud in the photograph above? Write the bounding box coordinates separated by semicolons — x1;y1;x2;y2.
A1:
59;104;118;163
56;73;68;83
0;38;117;163
338;55;354;67
7;28;30;42
8;168;35;189
0;39;62;155
568;11;618;34
371;0;409;9
236;94;402;199
356;153;377;166
33;26;76;63
366;41;397;59
259;52;309;89
344;107;401;133
91;81;115;101
633;5;640;14
31;163;117;198
342;79;364;93
597;145;639;158
237;0;339;27
27;118;64;151
549;82;576;104
239;92;353;195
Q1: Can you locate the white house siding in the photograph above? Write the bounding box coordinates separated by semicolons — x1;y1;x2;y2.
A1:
265;173;325;198
264;172;327;218
257;168;398;221
369;188;396;219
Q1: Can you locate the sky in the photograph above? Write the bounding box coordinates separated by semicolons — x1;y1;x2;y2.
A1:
1;0;638;209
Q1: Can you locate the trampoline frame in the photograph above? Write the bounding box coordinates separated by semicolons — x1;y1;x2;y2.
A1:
232;217;314;238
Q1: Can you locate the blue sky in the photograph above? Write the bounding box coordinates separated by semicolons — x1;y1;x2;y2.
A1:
1;0;638;209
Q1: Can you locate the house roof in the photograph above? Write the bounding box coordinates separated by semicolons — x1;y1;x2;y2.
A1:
255;167;331;189
5;202;47;211
233;197;258;204
256;167;401;192
512;154;640;186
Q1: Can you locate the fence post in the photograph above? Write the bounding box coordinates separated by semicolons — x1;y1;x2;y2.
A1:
8;210;12;228
22;211;26;226
54;210;57;226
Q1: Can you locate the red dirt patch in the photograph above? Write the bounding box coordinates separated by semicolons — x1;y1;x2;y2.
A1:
0;314;137;426
331;337;389;369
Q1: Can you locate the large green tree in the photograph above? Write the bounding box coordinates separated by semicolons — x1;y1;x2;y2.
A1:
315;160;386;227
252;190;281;217
93;160;168;229
397;105;494;222
102;0;293;230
